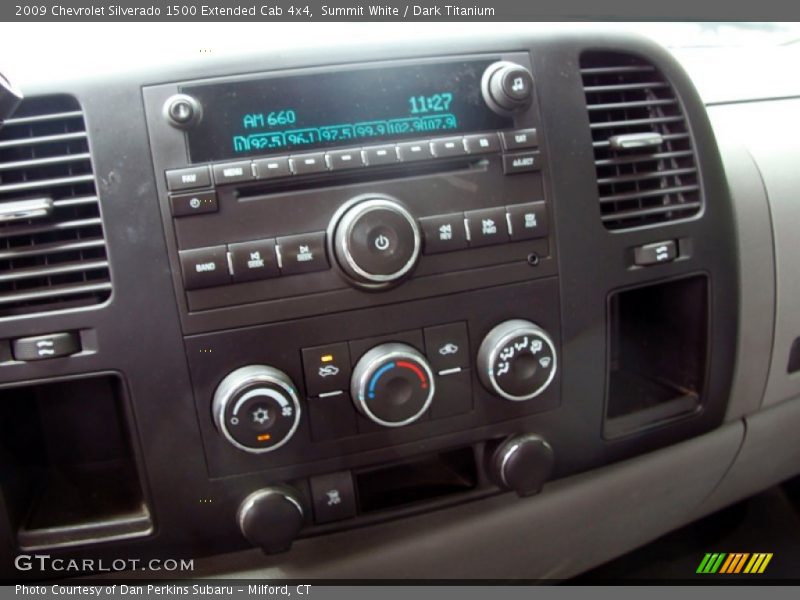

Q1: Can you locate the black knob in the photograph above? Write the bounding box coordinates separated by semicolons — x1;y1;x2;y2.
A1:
482;61;534;115
332;195;421;288
163;93;202;129
351;343;435;427
486;434;554;497
212;366;302;454
477;320;557;401
237;487;305;554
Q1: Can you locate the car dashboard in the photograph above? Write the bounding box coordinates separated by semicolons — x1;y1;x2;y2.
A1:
1;24;799;580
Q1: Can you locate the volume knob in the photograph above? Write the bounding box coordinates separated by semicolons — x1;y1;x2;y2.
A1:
332;195;421;288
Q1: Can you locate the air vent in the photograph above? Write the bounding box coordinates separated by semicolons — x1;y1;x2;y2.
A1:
0;95;110;317
580;52;701;230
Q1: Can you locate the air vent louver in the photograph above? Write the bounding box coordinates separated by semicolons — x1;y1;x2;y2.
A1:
0;96;110;317
580;52;701;230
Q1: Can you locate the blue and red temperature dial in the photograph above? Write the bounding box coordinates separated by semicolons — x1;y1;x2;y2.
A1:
352;343;435;427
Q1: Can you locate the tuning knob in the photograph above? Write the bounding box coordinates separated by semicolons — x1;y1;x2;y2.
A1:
351;343;435;427
212;365;301;454
481;61;534;115
331;195;421;288
486;434;554;497
237;487;305;554
477;320;557;401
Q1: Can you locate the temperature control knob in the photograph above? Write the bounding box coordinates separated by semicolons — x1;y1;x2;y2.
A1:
212;365;301;454
482;61;534;114
351;343;435;427
237;487;305;554
477;320;557;401
332;195;421;288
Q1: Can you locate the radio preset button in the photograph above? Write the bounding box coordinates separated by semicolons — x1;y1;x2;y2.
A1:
465;207;510;247
430;137;467;158
253;156;291;179
229;239;279;283
327;149;365;170
277;232;329;275
507;202;548;241
213;161;254;185
165;166;211;191
179;245;230;290
290;153;328;175
420;213;468;254
363;145;398;166
464;133;500;154
503;151;541;175
502;128;538;150
397;141;433;162
169;190;218;217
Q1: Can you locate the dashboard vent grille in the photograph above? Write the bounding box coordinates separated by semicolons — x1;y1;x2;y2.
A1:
580;52;701;230
0;95;110;317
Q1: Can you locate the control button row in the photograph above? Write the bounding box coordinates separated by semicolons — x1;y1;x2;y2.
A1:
164;128;538;191
178;231;328;290
420;201;548;255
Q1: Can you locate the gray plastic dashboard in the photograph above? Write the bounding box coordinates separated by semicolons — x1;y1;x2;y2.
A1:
1;25;800;579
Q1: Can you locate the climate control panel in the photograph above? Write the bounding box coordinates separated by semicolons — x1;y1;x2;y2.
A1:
203;291;560;461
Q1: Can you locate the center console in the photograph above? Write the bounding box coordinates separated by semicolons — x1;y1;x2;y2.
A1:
0;30;738;568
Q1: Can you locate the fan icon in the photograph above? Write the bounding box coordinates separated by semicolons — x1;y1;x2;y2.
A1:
252;407;270;425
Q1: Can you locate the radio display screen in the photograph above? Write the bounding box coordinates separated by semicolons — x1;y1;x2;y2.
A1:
182;60;513;163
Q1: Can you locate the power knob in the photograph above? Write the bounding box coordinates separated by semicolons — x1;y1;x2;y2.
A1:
212;365;302;454
481;61;534;115
477;320;557;401
331;195;421;289
237;487;305;554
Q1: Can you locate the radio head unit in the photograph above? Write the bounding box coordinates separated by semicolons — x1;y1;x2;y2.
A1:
143;51;552;334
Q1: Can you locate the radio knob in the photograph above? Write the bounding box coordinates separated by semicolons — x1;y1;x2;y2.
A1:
482;61;534;114
351;343;435;427
212;365;301;454
332;195;421;288
237;487;305;554
477;320;557;401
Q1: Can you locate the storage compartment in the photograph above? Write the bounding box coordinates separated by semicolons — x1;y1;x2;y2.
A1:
0;374;152;550
605;275;709;438
355;447;478;513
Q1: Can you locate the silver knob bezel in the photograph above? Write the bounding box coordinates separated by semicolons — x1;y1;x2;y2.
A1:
333;196;422;286
212;365;302;454
351;343;435;428
478;319;558;402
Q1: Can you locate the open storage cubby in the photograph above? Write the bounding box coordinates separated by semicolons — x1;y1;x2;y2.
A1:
0;374;152;550
605;275;709;439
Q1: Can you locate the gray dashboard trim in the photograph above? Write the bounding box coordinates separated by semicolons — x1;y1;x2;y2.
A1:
707;108;775;421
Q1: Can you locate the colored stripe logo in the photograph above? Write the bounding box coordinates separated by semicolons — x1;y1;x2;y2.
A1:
696;552;773;574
